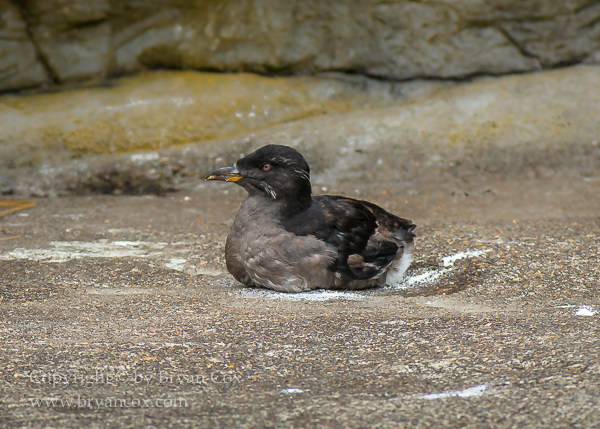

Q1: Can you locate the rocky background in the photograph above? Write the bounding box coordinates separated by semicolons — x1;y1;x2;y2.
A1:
2;0;600;93
1;0;600;195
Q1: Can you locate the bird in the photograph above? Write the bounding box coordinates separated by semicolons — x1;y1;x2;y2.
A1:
206;145;416;293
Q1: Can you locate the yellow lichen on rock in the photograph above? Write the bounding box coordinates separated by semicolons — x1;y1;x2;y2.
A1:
0;71;415;167
2;65;600;196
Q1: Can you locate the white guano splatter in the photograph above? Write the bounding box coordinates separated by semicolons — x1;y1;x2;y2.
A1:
237;289;365;301
0;240;168;263
165;258;188;271
391;250;490;290
280;388;306;394
574;305;597;316
420;384;487;400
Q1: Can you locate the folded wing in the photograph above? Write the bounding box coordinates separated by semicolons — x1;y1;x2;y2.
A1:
281;196;415;281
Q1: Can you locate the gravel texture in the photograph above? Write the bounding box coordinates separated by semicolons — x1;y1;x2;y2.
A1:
1;174;598;428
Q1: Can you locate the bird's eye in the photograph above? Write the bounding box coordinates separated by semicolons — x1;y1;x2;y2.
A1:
262;164;271;172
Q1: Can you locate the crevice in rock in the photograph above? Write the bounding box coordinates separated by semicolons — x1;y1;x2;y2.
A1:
314;67;545;85
8;0;58;85
574;0;598;14
582;14;600;31
495;24;542;70
70;18;108;31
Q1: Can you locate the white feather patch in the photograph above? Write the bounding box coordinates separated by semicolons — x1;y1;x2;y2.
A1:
385;248;413;285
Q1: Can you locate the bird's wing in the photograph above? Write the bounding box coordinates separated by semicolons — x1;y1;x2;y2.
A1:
282;196;412;280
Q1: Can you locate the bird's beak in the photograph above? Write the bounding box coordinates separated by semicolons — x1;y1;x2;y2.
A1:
205;163;243;182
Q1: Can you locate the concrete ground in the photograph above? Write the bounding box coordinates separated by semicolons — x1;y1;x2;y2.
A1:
1;175;599;428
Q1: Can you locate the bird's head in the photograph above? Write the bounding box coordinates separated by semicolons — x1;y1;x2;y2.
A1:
206;145;312;206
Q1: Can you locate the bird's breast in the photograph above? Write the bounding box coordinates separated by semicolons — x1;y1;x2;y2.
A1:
225;206;337;292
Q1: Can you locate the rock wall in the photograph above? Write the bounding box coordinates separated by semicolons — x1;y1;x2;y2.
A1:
2;0;600;92
3;65;599;196
0;0;49;90
1;71;441;168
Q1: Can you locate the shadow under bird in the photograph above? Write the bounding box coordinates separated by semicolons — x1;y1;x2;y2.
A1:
206;145;416;293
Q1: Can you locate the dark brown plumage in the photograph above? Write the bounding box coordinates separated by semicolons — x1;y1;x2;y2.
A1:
206;145;415;292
